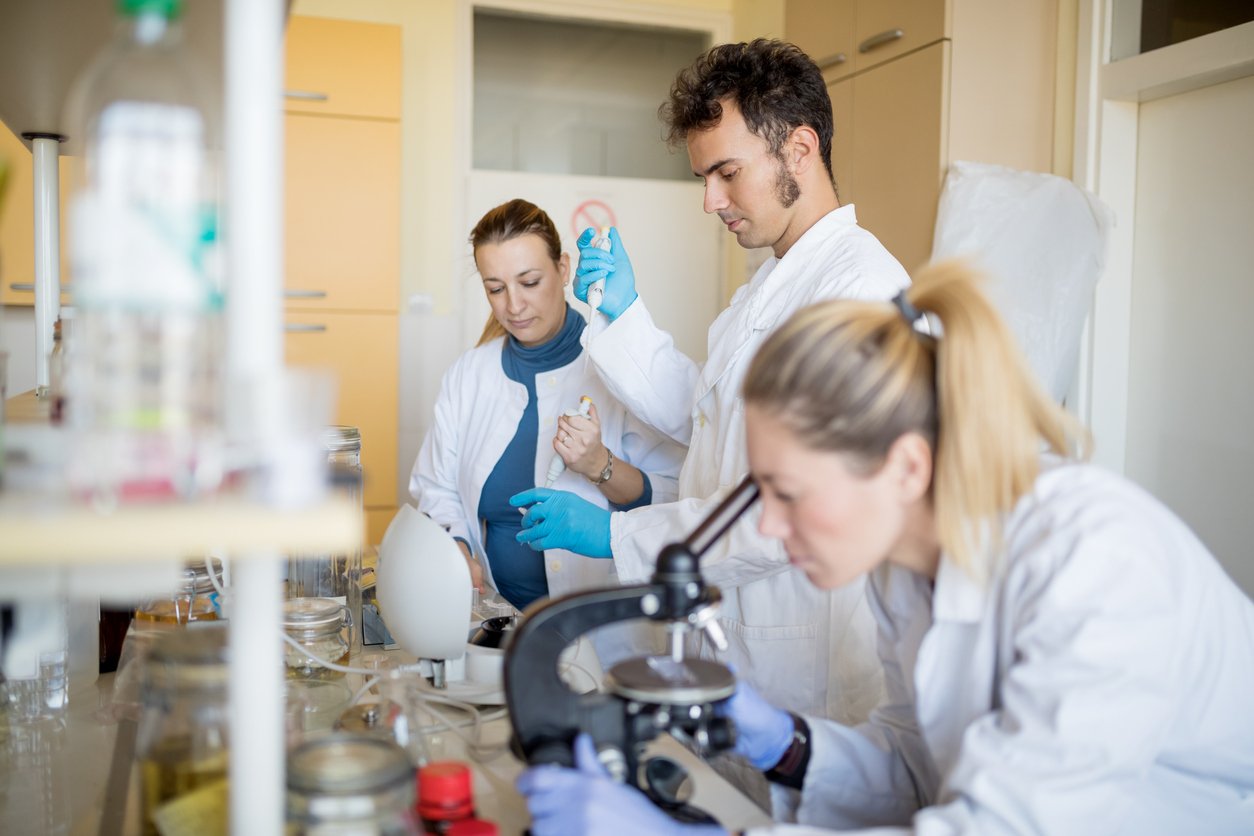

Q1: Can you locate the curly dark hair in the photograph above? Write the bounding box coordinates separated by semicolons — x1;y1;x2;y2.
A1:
660;39;833;178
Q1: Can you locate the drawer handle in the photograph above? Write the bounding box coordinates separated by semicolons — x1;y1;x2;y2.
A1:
284;89;329;102
285;323;327;333
816;52;848;70
284;289;328;299
859;28;905;53
10;282;74;294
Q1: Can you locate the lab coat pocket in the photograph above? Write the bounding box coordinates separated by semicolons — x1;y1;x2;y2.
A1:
723;618;821;716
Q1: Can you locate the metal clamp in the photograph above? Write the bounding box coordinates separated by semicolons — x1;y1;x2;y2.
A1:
858;28;905;53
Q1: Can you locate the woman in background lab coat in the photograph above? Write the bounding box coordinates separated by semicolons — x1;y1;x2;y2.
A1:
517;260;1254;835
410;199;683;664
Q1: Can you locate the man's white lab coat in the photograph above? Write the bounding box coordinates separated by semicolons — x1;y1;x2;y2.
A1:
410;334;685;663
755;463;1254;834
586;206;910;721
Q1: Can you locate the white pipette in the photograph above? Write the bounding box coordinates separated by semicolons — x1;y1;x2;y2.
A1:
543;395;594;488
586;226;612;314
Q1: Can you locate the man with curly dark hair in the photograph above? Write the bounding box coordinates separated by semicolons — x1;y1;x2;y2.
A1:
513;39;910;780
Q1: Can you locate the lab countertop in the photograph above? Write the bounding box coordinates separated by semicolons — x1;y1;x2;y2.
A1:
0;649;772;835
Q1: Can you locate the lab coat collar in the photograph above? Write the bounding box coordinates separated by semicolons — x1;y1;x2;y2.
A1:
747;204;860;331
930;551;991;624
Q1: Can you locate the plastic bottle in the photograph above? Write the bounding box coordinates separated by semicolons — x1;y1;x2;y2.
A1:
416;761;475;834
63;0;223;502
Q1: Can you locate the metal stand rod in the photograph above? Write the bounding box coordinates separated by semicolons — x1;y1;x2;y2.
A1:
25;134;63;395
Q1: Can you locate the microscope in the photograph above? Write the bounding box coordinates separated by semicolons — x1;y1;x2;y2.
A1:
503;476;759;820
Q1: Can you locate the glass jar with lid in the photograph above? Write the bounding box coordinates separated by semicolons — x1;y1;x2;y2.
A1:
135;560;222;625
289;425;363;653
287;733;420;835
136;623;230;835
283;597;353;680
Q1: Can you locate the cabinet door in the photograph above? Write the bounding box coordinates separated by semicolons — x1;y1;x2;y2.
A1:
828;77;855;208
284;311;398;526
853;0;946;73
785;0;855;81
284;114;399;313
0;125;77;306
850;41;947;272
283;16;401;120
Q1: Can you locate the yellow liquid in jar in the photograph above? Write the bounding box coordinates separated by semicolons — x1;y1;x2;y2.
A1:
134;599;218;625
285;648;351;680
140;737;229;836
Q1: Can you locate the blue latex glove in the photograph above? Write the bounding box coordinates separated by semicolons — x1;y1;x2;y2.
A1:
728;679;795;770
511;488;613;558
517;733;728;836
575;226;638;321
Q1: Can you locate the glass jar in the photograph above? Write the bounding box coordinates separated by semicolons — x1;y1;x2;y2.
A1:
287;733;420;835
136;623;229;836
289;426;363;653
135;560;222;625
283;597;352;680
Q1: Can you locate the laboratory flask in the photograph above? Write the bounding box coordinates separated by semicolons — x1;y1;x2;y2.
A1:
136;623;229;836
287;733;420;835
289;425;363;652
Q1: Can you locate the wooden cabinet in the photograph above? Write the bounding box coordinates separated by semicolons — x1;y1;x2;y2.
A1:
0;124;76;306
787;0;1057;272
283;16;401;120
283;16;402;544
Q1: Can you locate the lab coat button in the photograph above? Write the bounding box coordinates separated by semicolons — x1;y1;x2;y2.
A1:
549;561;561;572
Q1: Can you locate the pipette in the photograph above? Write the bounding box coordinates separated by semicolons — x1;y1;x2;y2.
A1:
586;227;612;313
544;395;594;488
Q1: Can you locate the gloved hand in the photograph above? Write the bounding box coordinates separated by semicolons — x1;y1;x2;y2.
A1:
575;226;638;321
517;733;728;836
727;679;795;770
511;488;612;558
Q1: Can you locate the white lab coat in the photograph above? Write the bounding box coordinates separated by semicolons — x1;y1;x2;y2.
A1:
754;462;1254;835
586;206;910;722
410;333;685;664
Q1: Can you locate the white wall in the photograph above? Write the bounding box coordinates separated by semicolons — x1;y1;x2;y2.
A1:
1124;74;1254;596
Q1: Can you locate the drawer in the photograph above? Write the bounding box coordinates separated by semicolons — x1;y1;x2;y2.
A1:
284;310;399;510
785;0;856;82
284;16;401;120
853;0;946;73
284;115;399;313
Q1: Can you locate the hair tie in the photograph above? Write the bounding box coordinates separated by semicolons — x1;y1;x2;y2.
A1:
891;290;923;326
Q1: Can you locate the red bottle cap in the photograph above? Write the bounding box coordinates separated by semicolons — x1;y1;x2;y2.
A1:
447;819;499;836
417;761;474;820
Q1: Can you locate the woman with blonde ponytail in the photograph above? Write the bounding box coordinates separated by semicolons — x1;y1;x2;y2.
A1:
512;260;1254;835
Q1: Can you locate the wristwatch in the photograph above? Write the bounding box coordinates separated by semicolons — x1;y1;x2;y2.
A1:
591;449;614;485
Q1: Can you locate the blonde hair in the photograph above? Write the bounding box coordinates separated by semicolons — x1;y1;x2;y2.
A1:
743;260;1090;574
469;198;563;347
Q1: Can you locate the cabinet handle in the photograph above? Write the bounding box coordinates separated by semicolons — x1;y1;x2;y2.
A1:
8;282;73;295
285;323;327;333
284;289;328;299
816;52;848;70
284;89;329;102
858;28;905;53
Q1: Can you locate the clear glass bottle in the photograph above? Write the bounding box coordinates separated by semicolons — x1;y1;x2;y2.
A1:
283;597;352;680
287;733;420;835
63;0;223;503
136;623;230;836
289;426;363;652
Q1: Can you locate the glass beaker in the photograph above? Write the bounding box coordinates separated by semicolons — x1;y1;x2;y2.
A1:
287;733;420;835
288;425;363;653
283;597;352;680
136;623;230;836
